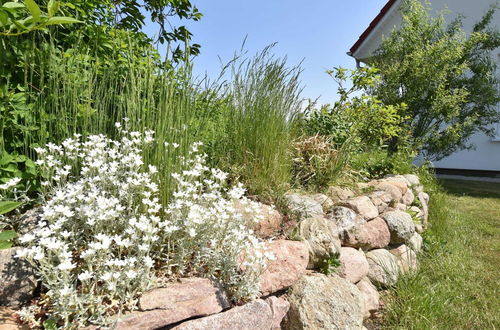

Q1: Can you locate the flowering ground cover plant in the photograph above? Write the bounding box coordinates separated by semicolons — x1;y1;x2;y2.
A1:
16;124;270;328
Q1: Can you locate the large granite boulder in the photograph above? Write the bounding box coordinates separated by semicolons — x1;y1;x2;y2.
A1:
297;217;341;269
284;193;324;220
260;240;309;296
382;211;416;244
233;201;283;238
401;189;415;206
342;217;391;250
328;206;366;239
369;182;403;202
326;186;354;203
282;273;364;330
0;247;36;307
338;247;369;284
365;249;399;287
173;299;273;330
111;278;230;329
339;196;379;220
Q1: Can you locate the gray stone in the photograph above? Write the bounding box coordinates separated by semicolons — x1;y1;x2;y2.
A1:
283;274;364;330
326;186;354;202
0;247;36;307
297;217;341;269
16;207;42;236
382;211;416;244
284;193;324;220
403;174;420;187
340;196;379;220
310;194;335;213
418;192;430;226
390;244;418;274
366;249;399;287
173;299;272;330
408;232;423;253
328;206;366;239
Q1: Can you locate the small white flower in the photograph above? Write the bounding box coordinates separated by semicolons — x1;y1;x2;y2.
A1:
78;271;93;281
57;260;76;271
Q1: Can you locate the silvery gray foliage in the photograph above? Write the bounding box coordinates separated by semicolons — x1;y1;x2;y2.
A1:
16;123;271;328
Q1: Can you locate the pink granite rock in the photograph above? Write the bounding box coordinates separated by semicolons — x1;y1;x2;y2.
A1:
356;277;380;318
340;196;379;220
343;217;391;250
338;247;369;284
260;240;309;295
265;296;290;329
111;278;230;330
173;299;273;330
401;189;415;205
234;201;283;238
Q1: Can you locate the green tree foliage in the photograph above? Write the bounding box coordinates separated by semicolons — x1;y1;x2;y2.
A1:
371;0;500;160
306;67;406;149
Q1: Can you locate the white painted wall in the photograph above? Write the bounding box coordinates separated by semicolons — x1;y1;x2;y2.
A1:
352;0;500;171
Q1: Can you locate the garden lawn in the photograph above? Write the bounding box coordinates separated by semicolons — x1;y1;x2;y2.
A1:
382;179;500;329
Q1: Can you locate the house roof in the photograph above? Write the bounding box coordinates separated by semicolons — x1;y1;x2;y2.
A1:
349;0;398;55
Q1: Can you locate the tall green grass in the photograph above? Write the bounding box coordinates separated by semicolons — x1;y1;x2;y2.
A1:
22;43;303;204
213;46;303;202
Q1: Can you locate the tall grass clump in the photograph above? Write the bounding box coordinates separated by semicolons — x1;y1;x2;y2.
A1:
214;46;303;202
24;41;219;204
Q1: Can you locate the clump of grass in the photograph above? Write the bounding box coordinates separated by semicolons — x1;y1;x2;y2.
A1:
213;46;304;202
382;177;500;329
24;42;303;205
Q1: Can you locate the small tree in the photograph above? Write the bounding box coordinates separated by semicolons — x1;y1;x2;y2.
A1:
372;0;500;160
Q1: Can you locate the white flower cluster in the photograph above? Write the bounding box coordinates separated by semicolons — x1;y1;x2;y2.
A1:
159;145;271;301
18;129;160;328
17;126;270;327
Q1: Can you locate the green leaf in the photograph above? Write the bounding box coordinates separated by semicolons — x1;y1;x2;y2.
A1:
0;201;22;215
44;16;81;26
0;240;13;250
43;319;58;330
0;230;16;241
23;0;41;21
47;0;59;17
2;2;25;9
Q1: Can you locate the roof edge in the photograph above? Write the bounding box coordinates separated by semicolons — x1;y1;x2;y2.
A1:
349;0;398;56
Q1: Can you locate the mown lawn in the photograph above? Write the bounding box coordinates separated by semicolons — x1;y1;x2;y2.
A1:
382;179;500;329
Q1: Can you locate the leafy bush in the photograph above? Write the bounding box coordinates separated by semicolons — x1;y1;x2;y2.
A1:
372;0;500;159
16;127;269;328
350;150;415;180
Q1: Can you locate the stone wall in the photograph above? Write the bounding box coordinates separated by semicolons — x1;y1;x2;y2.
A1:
0;174;430;329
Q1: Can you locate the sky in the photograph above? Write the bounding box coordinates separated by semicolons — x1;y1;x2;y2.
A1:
144;0;388;104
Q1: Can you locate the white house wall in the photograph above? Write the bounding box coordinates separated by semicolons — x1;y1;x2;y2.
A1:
352;0;500;171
